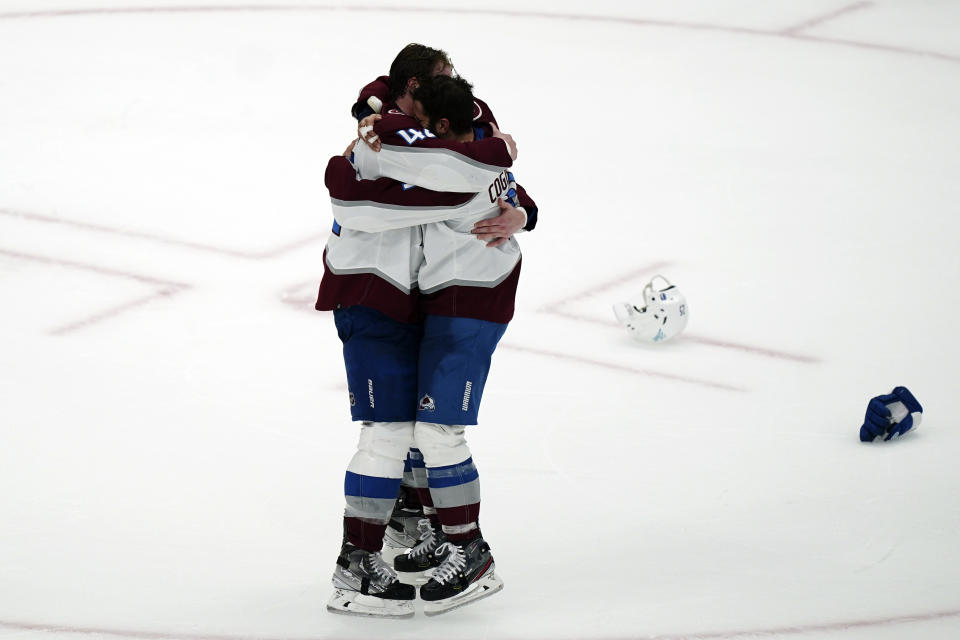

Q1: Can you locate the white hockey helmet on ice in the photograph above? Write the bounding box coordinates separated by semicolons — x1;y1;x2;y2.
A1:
612;275;689;343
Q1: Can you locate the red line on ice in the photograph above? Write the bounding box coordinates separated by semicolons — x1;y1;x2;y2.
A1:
0;247;182;287
48;285;186;335
649;606;960;639
0;4;958;63
540;262;820;364
541;260;674;310
4;606;960;639
781;1;874;35
550;307;820;364
0;247;189;334
500;343;747;392
0;209;323;260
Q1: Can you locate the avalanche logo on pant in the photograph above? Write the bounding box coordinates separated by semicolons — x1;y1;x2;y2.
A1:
419;394;436;411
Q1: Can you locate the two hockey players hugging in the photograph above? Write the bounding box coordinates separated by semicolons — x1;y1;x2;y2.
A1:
316;43;539;618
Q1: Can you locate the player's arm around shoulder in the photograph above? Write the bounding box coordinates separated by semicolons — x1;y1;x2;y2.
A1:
471;178;539;246
351;75;390;120
374;110;513;168
325;152;398;204
367;112;512;193
324;154;359;198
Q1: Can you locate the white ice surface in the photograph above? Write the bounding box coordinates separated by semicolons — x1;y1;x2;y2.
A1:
1;1;959;639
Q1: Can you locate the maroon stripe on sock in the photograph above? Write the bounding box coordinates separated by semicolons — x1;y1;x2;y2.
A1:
436;503;481;542
344;517;387;552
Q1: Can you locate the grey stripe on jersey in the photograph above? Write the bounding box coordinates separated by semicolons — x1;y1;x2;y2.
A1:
323;258;416;294
380;143;509;172
331;193;487;234
418;267;519;295
331;193;478;211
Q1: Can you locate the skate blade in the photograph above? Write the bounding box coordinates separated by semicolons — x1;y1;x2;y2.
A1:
326;588;414;619
423;573;504;617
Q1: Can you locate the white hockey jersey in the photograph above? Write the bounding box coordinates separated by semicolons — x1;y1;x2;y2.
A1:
318;107;535;324
345;134;522;295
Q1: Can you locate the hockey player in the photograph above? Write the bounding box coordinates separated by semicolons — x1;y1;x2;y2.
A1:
320;50;531;618
336;74;538;615
347;44;533;553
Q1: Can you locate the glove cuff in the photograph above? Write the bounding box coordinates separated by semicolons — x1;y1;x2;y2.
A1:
892;386;923;413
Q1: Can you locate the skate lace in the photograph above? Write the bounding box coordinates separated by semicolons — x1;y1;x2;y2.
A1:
431;542;466;585
365;551;398;584
407;519;438;559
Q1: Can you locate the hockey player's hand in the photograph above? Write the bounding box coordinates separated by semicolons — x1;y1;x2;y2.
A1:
358;114;382;152
343;138;359;158
472;198;526;248
490;122;517;161
860;386;923;442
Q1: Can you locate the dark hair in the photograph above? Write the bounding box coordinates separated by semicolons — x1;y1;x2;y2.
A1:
388;43;453;100
412;75;475;136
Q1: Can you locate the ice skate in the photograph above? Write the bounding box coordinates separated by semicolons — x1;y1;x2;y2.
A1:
420;536;504;616
326;543;415;619
383;493;424;550
394;519;450;577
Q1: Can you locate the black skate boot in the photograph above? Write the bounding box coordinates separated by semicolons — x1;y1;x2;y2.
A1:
383;491;424;550
394;519;450;573
326;543;415;618
419;536;504;616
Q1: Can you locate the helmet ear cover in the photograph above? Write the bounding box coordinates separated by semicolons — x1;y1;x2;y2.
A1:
613;275;689;343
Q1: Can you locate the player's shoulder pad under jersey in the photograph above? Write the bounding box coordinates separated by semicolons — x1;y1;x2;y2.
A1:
472;96;497;127
324;155;360;197
358;75;390;103
373;110;424;141
352;75;391;120
377;109;420;128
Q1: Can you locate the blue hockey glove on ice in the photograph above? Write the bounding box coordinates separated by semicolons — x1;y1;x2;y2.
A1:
860;386;923;442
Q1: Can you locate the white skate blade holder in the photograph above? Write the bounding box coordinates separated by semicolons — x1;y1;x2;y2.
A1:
326;588;414;619
423;572;504;617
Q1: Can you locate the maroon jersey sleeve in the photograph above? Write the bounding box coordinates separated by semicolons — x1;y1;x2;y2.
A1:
351;75;391;120
325;155;472;209
324;155;359;198
471;96;498;137
471;97;539;230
